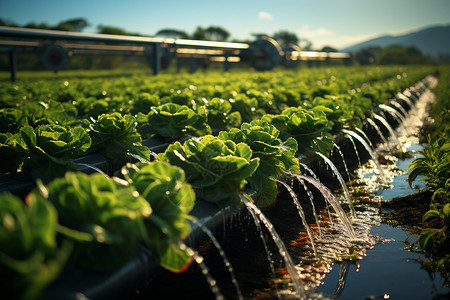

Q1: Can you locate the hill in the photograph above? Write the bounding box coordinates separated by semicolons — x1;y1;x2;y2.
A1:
341;24;450;58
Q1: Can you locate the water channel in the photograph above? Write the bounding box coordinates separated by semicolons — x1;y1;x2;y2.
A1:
128;80;449;299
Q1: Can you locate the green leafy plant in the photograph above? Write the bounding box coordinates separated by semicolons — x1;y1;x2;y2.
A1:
84;112;150;165
136;103;211;139
310;95;364;133
0;193;69;300
419;203;450;276
158;135;259;208
407;135;450;194
38;171;151;270
262;107;334;154
229;94;261;123
120;161;195;272
219;120;300;207
130;93;162;115
0;108;28;133
408;132;450;279
0;125;91;182
204;97;241;132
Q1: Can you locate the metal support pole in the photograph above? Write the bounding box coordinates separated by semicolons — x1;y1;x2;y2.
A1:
152;43;161;75
224;51;230;72
9;50;16;82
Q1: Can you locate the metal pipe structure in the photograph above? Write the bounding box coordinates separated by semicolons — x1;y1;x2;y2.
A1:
0;26;351;81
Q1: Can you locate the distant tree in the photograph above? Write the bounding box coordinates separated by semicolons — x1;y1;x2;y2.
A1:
97;25;139;36
60;18;89;32
321;46;337;52
0;18;18;27
378;45;428;64
273;30;299;47
204;26;230;41
156;29;190;39
24;22;50;30
51;22;76;32
192;27;206;40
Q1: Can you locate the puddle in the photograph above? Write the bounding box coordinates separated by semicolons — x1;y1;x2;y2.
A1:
318;224;448;300
317;142;449;299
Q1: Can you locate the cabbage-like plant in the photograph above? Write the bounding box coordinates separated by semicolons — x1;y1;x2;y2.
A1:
158;135;259;208
120;161;195;272
136;103;211;139
0;124;91;182
0;193;69;300
262;107;334;154
219;120;299;207
85;112;150;165
41;172;151;270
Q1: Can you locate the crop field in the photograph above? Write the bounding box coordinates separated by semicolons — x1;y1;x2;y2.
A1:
0;64;448;299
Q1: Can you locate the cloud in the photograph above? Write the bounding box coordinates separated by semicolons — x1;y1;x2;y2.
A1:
258;11;273;21
297;25;334;39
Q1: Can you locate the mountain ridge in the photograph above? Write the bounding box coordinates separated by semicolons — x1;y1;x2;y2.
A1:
340;24;450;57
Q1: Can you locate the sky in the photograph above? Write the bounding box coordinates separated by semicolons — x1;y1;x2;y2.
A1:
1;0;449;50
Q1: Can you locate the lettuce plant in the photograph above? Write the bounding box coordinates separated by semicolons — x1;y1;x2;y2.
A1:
262;107;334;155
310;95;364;133
0;193;68;300
0;124;91;182
158;135;259;208
40;172;151;270
219;120;300;207
136;103;211;139
120;161;195;272
0;108;28;133
204;97;241;132
84;112;150;165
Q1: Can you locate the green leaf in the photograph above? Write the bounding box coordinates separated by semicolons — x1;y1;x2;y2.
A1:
422;209;442;222
419;228;442;252
159;243;192;273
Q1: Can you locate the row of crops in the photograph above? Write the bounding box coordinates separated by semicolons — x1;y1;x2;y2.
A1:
407;66;450;279
0;65;442;299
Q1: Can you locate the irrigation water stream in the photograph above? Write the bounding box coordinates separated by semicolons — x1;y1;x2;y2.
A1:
128;78;449;299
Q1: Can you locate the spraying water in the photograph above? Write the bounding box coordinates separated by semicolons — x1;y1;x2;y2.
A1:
334;144;352;186
177;241;225;300
332;261;351;298
240;194;306;299
299;162;320;181
127;152;152;164
274;179;318;256
390;101;409;118
76;163;110;179
297;178;323;238
190;219;243;300
373;114;402;149
366;118;390;147
379;104;408;130
346;134;361;167
293;175;356;239
355;127;374;150
342;129;386;183
396;92;414;109
315;152;356;218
